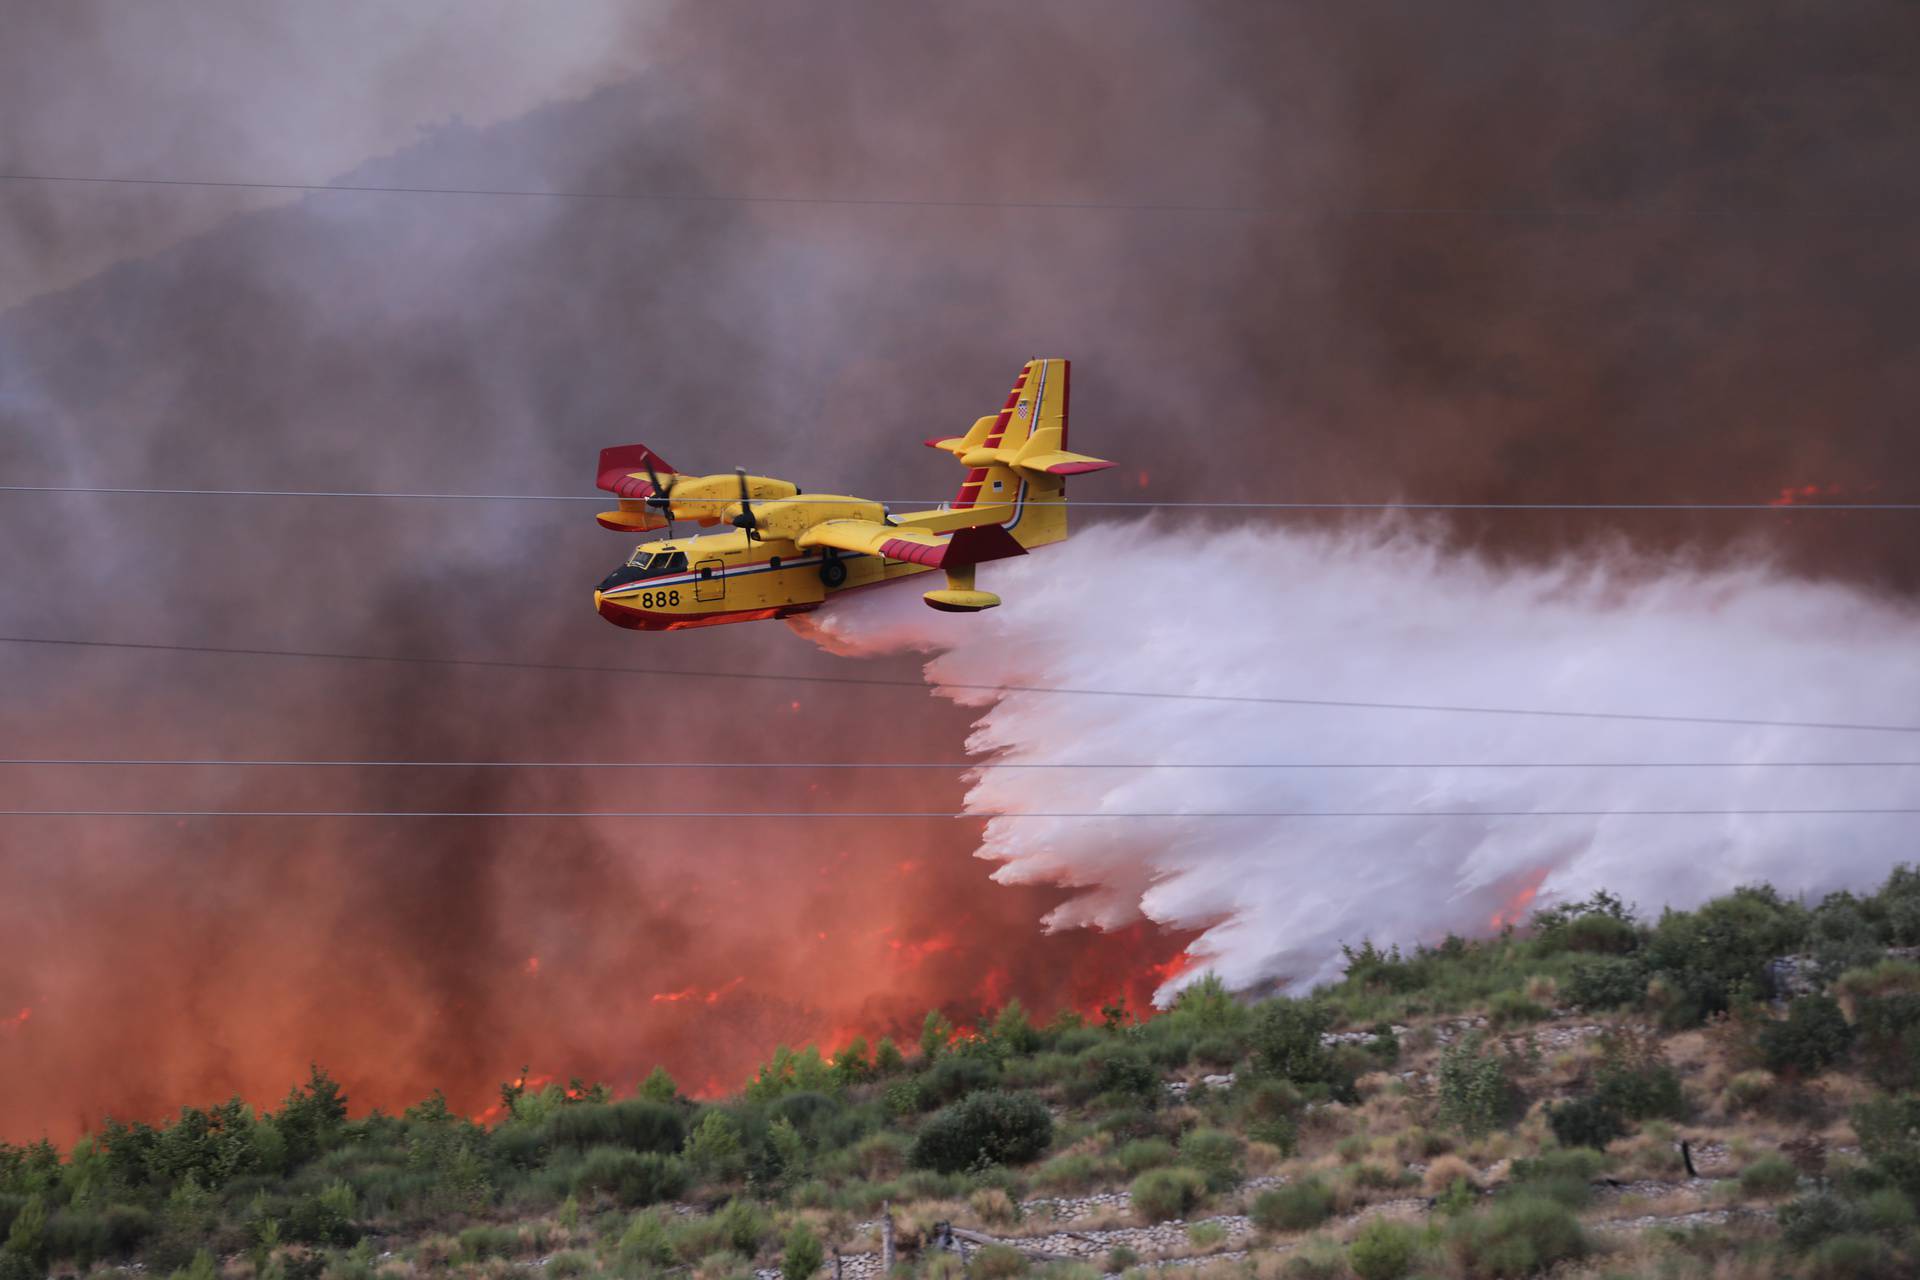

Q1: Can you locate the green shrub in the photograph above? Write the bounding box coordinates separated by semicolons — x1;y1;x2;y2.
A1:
457;1225;522;1260
1546;1096;1623;1151
1435;1040;1519;1137
1779;1191;1865;1250
1508;1148;1605;1208
1251;1178;1334;1232
1347;1217;1418;1280
1249;1000;1339;1087
920;1055;1002;1107
1561;956;1647;1011
1117;1138;1175;1175
781;1222;823;1280
546;1099;686;1155
1488;991;1547;1028
1187;1221;1226;1249
572;1148;689;1206
971;1244;1030;1279
910;1092;1052;1174
1854;994;1920;1089
618;1210;676;1269
1739;1153;1801;1197
1761;995;1854;1077
1179;1129;1242;1192
1447;1195;1585;1277
1591;1027;1686;1121
1129;1167;1207;1223
1853;1095;1920;1200
1281;1236;1347;1280
1644;886;1807;1024
683;1109;746;1181
1531;892;1640;955
1032;1153;1101;1192
279;1184;358;1247
100;1203;154;1256
4;1196;45;1267
1861;1186;1916;1233
1067;1045;1157;1105
1103;1245;1138;1273
1807;1233;1894;1279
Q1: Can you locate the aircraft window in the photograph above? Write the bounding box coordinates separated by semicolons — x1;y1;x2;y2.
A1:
623;551;688;577
769;556;782;570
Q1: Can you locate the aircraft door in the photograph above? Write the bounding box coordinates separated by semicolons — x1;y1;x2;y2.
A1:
694;559;725;602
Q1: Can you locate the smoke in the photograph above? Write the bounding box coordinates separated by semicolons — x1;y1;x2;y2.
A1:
4;0;1920;1141
799;520;1920;999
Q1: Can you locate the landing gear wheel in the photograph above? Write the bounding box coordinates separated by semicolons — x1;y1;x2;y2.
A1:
819;556;848;589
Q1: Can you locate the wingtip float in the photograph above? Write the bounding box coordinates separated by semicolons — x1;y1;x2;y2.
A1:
591;358;1114;631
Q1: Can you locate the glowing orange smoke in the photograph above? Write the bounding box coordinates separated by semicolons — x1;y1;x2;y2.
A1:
1489;868;1551;929
1770;481;1845;507
1;1008;28;1032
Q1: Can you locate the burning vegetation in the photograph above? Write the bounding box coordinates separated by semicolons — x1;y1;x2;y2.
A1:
4;868;1920;1280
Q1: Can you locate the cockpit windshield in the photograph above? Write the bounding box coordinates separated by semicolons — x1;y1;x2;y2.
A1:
623;549;689;577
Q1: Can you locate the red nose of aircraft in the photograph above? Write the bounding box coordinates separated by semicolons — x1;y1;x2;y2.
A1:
594;589;648;630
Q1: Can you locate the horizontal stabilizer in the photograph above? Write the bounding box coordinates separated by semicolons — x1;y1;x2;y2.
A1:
1018;450;1116;476
596;443;677;497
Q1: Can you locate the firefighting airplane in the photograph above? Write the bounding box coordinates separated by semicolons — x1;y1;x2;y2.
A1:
592;358;1112;630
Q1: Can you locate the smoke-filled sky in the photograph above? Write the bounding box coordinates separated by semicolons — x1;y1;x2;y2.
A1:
3;0;1919;1142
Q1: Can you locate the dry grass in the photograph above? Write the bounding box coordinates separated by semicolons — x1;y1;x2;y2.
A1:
967;1188;1018;1227
1244;1140;1286;1175
1420;1154;1480;1196
1607;1132;1687;1181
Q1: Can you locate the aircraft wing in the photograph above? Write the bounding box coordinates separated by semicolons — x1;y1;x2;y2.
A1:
797;519;1027;568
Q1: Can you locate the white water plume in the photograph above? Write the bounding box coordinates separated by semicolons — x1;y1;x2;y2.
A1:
794;521;1920;1001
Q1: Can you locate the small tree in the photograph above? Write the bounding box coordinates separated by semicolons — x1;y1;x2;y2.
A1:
639;1066;678;1104
910;1091;1052;1173
1435;1039;1519;1137
683;1109;745;1182
4;1195;47;1267
920;1010;955;1061
1761;995;1854;1078
990;1000;1042;1055
781;1222;823;1280
1249;998;1337;1086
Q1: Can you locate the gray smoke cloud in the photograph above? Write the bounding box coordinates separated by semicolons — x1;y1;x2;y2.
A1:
800;521;1920;998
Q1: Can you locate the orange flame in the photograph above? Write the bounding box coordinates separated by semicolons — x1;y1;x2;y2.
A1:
1490;868;1551;929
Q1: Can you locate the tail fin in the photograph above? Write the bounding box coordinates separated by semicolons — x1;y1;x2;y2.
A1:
594;443;678;533
923;358;1113;549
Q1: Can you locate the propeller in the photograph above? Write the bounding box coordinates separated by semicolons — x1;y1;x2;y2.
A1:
642;458;676;537
642;458;674;511
731;467;760;540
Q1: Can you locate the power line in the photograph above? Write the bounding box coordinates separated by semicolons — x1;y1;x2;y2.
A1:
0;483;1910;511
4;758;1918;770
5;808;1917;819
0;172;1889;222
6;633;1918;734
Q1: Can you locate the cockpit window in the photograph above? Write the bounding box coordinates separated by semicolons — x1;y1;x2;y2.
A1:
623;550;689;577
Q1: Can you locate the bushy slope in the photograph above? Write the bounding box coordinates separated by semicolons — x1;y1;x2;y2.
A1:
6;866;1920;1280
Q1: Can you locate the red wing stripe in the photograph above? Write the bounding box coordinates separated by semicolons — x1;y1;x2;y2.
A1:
1044;459;1114;475
879;538;947;567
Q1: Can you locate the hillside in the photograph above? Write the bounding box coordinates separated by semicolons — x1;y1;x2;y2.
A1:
5;866;1920;1280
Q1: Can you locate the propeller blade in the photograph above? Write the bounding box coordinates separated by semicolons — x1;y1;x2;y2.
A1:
733;466;759;539
643;459;672;510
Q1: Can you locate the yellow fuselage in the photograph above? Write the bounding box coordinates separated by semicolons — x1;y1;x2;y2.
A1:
592;500;1005;631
